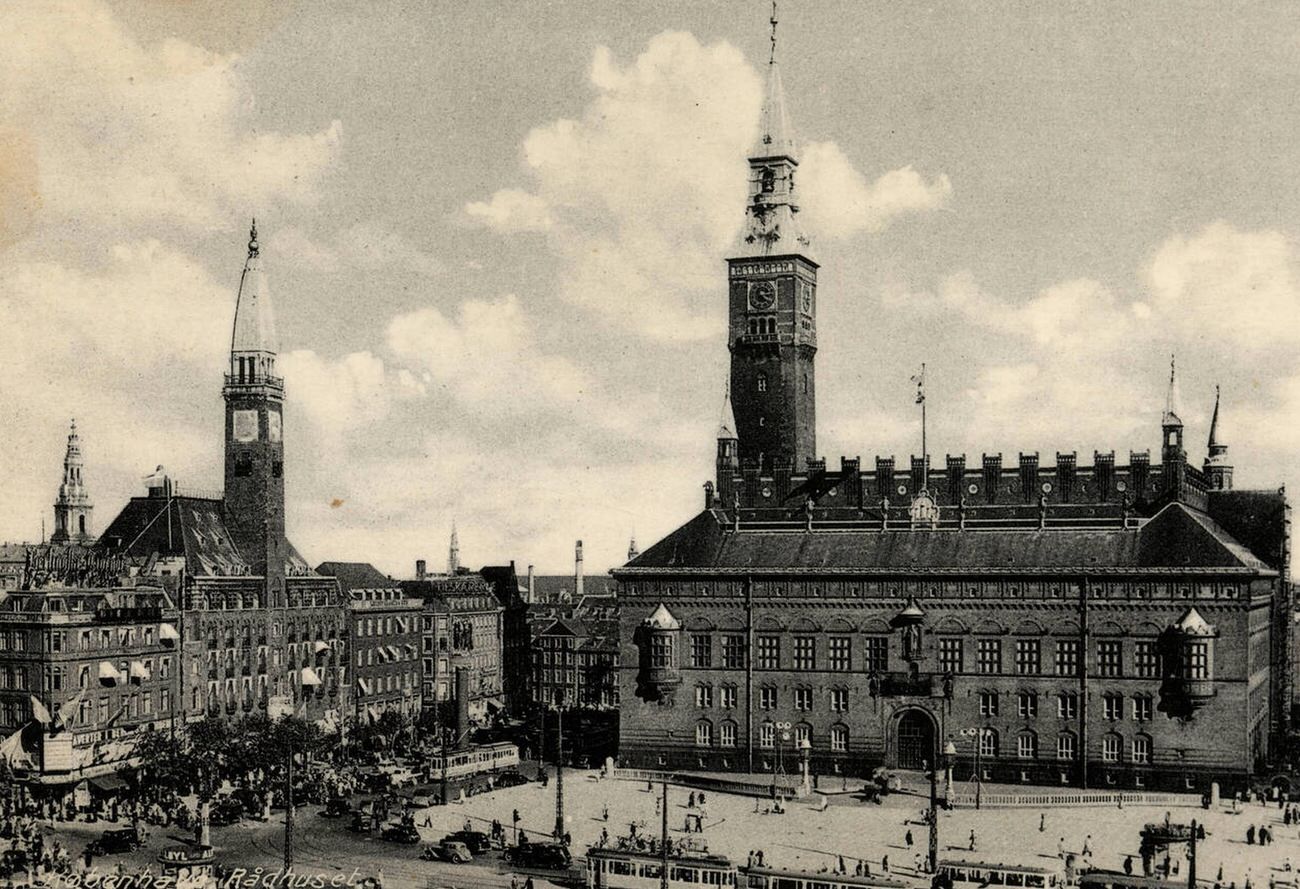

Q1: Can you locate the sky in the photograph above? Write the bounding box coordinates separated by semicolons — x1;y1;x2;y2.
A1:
2;1;1300;576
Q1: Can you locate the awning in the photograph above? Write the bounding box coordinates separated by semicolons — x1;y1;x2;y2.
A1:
314;640;330;655
300;666;322;688
128;661;150;683
89;774;127;793
98;662;123;687
403;644;416;658
366;705;380;723
159;623;180;645
387;645;401;661
356;678;371;695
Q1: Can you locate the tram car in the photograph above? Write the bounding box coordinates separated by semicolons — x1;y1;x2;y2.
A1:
429;741;522;798
587;845;737;889
741;864;910;889
935;858;1064;889
1078;870;1216;889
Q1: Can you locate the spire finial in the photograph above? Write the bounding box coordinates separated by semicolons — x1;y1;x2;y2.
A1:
769;0;779;65
248;217;259;258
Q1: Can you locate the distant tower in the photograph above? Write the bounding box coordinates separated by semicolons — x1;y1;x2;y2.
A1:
716;382;740;498
1204;385;1233;491
448;522;460;574
727;5;817;474
51;419;94;545
1161;355;1186;468
222;219;287;608
574;539;585;599
627;535;640;563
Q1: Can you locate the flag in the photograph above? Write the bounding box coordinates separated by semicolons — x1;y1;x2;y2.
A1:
911;364;926;404
0;725;33;769
30;696;51;725
55;690;83;731
102;704;128;730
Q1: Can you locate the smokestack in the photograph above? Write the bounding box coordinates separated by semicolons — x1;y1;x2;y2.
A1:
415;559;426;581
527;565;535;603
575;540;584;599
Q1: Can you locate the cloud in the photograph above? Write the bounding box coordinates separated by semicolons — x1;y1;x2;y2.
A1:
267;222;442;278
800;144;952;238
0;0;341;232
278;349;424;434
466;31;949;341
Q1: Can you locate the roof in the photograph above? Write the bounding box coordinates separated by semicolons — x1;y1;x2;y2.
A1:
752;60;796;161
621;502;1272;574
529;574;615;601
317;561;397;593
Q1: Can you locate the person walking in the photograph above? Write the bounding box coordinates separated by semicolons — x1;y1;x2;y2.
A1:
1247;824;1256;845
1123;857;1133;876
969;830;977;852
905;830;913;848
1039;813;1046;832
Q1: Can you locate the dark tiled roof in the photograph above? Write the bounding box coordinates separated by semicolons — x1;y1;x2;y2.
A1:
317;561;397;593
1207;489;1288;570
622;503;1269;574
529;575;616;601
99;496;248;576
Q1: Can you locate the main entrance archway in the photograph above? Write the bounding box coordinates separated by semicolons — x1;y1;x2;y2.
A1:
894;709;936;770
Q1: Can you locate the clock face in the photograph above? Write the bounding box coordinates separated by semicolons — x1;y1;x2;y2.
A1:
749;280;776;311
232;410;259;443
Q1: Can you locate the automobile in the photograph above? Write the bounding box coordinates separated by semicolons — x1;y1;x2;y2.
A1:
441;829;497;854
349;811;376;833
421;841;472;864
388;767;419;787
495;771;530;789
381;822;422;844
87;827;143;856
321;797;351;818
0;849;29;878
208;797;243;826
506;842;571;869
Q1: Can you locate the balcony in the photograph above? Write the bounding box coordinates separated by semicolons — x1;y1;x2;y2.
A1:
875;671;936;698
1170;678;1216;700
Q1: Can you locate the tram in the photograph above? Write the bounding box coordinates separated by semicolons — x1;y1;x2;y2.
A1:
936;857;1064;889
742;864;910;889
587;845;737;889
428;740;521;796
1078;870;1215;889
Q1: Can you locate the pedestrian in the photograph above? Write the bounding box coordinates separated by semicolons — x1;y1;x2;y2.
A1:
1082;835;1092;859
1248;824;1256;845
905;830;913;848
1124;857;1133;876
511;876;519;889
1058;838;1065;859
882;855;889;873
525;878;534;889
969;830;977;852
689;792;696;808
1039;813;1046;832
603;805;609;822
913;853;923;873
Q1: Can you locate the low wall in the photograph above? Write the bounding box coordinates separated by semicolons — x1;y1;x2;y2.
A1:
947;789;1199;809
612;768;807;799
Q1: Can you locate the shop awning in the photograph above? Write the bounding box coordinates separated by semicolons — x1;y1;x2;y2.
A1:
314;640;330;655
128;661;150;683
159;623;180;645
98;662;123;687
89;774;127;793
300;666;322;688
356;678;371;695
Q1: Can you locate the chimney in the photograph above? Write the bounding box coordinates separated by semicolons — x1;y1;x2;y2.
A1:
415;559;427;581
575;540;584;599
527;564;536;603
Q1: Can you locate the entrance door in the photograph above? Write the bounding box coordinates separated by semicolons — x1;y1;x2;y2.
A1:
896;710;934;770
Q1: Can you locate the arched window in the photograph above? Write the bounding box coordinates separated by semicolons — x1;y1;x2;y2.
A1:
757;373;768;393
1103;733;1123;763
1131;734;1152;765
760;720;775;748
761;167;775;194
1056;732;1076;762
795;722;812;746
979;728;998;758
1017;731;1038;760
830;723;848;752
695;721;712;747
720;720;738;748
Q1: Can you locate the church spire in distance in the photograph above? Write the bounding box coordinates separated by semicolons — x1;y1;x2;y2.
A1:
51;419;94;545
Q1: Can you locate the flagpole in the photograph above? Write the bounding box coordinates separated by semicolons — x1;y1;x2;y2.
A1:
920;363;928;491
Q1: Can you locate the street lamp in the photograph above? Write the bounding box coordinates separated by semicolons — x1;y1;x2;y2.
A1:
943;741;958;804
958;727;988;810
798;738;812;794
772;722;792;801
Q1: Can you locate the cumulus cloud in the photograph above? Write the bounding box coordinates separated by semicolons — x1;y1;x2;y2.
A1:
466;31;950;341
267;222;442;278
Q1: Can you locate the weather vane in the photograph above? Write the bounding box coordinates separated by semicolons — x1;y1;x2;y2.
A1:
769;0;778;65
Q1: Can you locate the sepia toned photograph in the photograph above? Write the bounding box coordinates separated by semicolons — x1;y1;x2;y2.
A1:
1;1;1298;886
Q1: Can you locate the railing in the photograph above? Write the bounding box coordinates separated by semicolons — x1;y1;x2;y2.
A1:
612;768;807;799
223;373;284;390
947;790;1198;809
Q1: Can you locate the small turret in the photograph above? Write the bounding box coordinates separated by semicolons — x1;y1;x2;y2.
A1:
716;382;740;503
627;535;640;563
1204;385;1233;491
1161;355;1185;469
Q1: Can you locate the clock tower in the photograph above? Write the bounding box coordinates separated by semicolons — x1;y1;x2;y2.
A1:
223;220;287;606
726;14;817;474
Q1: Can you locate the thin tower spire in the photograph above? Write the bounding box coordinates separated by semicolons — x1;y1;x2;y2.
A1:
912;364;928;491
769;0;778;65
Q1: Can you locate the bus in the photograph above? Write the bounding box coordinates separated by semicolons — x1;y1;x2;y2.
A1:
587;846;737;889
742;865;909;889
936;858;1064;889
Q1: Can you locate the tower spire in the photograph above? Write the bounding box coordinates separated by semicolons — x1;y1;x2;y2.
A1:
51;418;94;545
1163;354;1182;427
769;0;778;65
1207;384;1223;451
1204;384;1233;490
448;521;460;574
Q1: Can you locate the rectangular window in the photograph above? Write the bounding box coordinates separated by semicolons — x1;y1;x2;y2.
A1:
690;634;712;669
759;687;777;710
1186;642;1210;679
1018;734;1037;759
1015;639;1041;675
979;691;999;717
1133;694;1153;722
760;723;775;749
829;637;851;672
695;685;713;708
939;638;963;674
721;635;745;670
830;726;847;752
864;636;888;673
1057;692;1078;719
1131;735;1151;765
977;639;1002;674
829;689;848;713
1055;640;1080;677
720;686;737;709
793;636;816;671
650;636;672;669
1103;734;1121;763
719;722;737;748
1097;641;1123;678
756;636;779;670
1018;692;1038;718
1134;641;1159;678
1057;733;1076;762
794;688;812;711
160;689;171;713
1103;693;1123;721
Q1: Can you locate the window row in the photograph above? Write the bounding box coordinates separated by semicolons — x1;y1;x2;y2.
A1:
695;719;851;753
977;691;1154;721
968;729;1152;765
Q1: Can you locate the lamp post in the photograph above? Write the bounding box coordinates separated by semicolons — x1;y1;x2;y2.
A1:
773;722;791;800
958;727;986;810
798;738;812;795
927;755;939;875
943;741;958;806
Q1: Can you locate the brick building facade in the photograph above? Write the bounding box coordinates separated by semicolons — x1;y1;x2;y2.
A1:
613;42;1290;794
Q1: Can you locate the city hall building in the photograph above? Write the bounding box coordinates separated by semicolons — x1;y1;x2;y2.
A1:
613;40;1291;793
